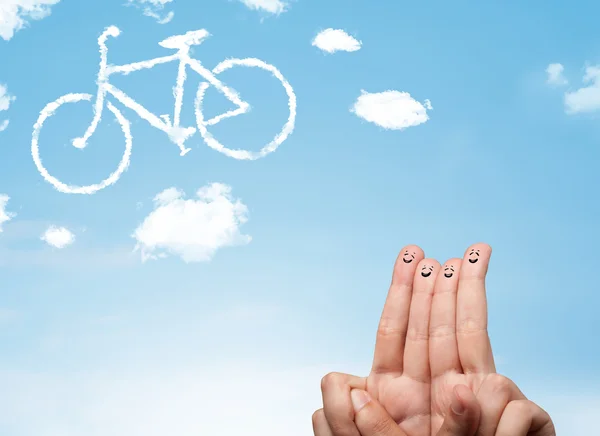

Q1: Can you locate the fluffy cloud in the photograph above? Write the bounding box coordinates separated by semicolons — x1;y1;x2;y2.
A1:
0;194;15;232
564;65;600;114
41;225;75;248
0;0;60;41
239;0;287;14
546;63;568;86
312;28;362;54
351;90;433;130
126;0;174;24
132;183;251;262
0;84;16;132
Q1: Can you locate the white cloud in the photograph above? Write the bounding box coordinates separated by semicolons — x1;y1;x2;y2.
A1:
0;0;60;41
564;65;600;114
126;0;174;24
312;28;362;54
546;63;568;86
41;225;75;248
239;0;287;14
0;194;15;232
0;84;15;112
132;183;251;263
351;90;433;130
0;83;16;131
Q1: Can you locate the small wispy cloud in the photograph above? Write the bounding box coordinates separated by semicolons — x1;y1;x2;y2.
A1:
546;63;568;86
312;29;362;54
0;84;16;132
132;183;251;263
564;65;600;114
351;90;433;130
238;0;288;15
0;0;60;41
0;194;15;232
40;225;75;248
126;0;174;24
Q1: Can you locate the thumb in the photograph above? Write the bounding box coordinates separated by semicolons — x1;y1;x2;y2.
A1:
436;385;481;436
351;389;407;436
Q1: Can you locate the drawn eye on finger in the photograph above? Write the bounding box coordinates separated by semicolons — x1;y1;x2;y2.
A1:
443;265;455;278
403;250;416;264
421;264;434;277
468;249;480;264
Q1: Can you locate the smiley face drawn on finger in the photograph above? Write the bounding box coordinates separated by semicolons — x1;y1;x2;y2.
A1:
443;265;455;278
421;265;434;278
402;250;416;264
468;249;480;264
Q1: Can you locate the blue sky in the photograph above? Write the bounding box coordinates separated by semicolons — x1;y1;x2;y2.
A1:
0;0;599;434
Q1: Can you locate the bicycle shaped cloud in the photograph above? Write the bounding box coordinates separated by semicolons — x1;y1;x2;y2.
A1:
32;25;297;194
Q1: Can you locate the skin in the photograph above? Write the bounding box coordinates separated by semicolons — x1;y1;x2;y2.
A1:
312;243;555;436
421;265;434;278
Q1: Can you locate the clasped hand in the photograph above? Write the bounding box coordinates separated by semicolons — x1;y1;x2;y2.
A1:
312;243;555;436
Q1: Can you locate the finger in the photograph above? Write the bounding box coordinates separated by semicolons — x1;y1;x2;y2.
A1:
403;258;440;383
435;384;481;436
321;372;367;436
495;400;555;436
429;258;462;378
456;243;495;374
351;389;408;436
372;245;425;375
474;374;526;436
313;409;334;436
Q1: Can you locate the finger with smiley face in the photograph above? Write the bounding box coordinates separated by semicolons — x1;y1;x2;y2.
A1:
457;243;494;374
467;247;481;264
403;258;440;383
372;245;425;375
443;264;456;278
402;248;417;264
421;264;435;278
429;258;462;378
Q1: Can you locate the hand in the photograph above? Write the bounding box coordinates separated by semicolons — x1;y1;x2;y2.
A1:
314;387;554;436
313;244;449;436
428;243;553;435
312;243;556;436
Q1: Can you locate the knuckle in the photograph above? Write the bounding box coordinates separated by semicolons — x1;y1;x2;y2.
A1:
370;415;394;434
321;372;343;391
311;409;323;428
429;323;455;338
328;419;349;435
406;326;429;342
456;317;487;334
376;318;407;339
486;373;514;395
506;399;533;415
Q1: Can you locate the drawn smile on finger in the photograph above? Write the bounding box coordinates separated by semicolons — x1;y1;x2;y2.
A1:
421;265;434;277
443;265;455;278
468;249;480;264
402;250;416;264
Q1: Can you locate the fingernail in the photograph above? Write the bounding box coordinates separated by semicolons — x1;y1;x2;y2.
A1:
451;388;465;416
351;389;370;413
